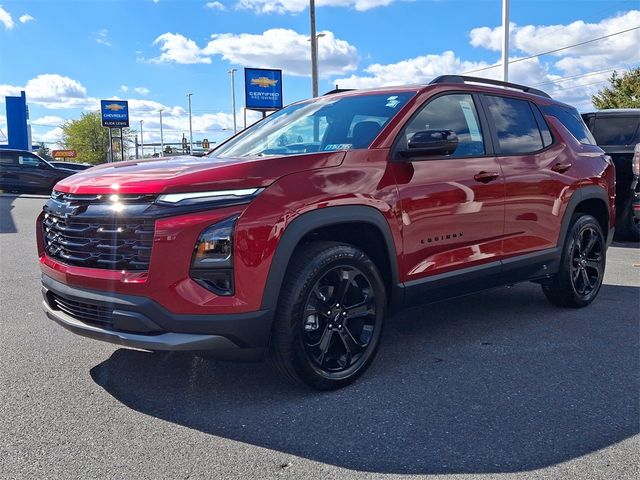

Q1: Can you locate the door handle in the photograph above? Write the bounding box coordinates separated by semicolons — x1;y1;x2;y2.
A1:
474;171;499;183
551;162;572;173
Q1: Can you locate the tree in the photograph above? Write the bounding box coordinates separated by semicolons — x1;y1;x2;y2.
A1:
60;111;134;164
592;68;640;109
36;142;51;160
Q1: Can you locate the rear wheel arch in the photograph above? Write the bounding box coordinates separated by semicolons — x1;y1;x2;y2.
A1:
558;186;610;248
261;206;400;312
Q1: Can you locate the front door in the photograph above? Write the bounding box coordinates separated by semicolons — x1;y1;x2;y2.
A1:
391;93;505;291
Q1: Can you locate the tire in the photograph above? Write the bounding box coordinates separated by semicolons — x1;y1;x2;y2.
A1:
616;197;640;242
269;241;386;390
542;214;606;308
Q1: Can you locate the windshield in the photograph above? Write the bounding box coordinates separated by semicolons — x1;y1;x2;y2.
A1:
211;92;415;158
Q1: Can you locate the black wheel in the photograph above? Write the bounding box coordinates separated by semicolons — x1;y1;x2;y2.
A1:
269;241;385;390
542;214;606;308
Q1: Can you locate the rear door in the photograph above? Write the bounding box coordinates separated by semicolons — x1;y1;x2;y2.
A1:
16;153;58;192
0;151;22;190
481;94;570;261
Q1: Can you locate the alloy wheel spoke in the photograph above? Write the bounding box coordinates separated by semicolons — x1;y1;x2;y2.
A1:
338;327;362;356
315;326;334;365
572;265;582;282
312;287;333;316
333;269;355;305
580;267;592;289
583;234;598;256
585;259;600;270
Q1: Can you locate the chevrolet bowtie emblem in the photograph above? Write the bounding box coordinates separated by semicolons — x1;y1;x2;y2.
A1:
104;103;126;111
251;77;278;88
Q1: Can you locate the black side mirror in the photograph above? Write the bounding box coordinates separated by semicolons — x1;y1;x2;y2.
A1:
398;130;458;159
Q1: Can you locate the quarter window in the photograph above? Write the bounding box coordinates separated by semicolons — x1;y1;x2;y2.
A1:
485;96;544;154
402;94;485;157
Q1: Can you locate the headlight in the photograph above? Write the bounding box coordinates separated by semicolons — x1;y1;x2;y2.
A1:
190;216;237;296
158;188;262;205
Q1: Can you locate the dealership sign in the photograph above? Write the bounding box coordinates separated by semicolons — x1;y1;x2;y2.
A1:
244;68;283;111
51;149;77;159
100;100;129;127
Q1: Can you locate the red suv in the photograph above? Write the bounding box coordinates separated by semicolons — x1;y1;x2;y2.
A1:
38;76;615;390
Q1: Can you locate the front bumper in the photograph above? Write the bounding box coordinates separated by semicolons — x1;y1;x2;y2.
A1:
42;275;272;360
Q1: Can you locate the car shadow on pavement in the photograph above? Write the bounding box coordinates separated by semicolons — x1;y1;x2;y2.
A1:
90;282;639;475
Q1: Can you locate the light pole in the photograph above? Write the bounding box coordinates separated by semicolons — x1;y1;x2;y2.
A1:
309;0;319;97
186;93;193;154
228;69;237;134
501;0;509;82
139;120;144;158
159;109;164;155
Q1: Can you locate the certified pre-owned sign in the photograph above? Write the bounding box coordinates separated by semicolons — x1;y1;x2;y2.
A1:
244;68;283;111
100;100;129;127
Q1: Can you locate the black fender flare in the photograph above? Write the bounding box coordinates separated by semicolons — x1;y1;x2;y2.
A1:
260;205;400;311
557;185;611;249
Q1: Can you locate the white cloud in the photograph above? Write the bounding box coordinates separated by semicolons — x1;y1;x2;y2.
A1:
134;87;150;95
202;28;358;76
0;74;99;110
120;85;129;93
205;1;226;10
31;115;66;126
150;32;212;64
95;28;112;47
0;6;14;29
19;13;34;23
235;0;396;14
470;10;640;75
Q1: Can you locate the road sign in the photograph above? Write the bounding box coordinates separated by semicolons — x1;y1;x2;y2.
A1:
100;100;129;127
52;149;77;159
244;68;283;111
202;138;210;149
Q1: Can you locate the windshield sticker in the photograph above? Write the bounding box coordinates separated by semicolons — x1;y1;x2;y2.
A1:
385;96;401;108
459;100;482;141
324;144;353;151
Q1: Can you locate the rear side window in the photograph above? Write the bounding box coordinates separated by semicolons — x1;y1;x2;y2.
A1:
0;152;18;166
592;117;640;145
484;95;544;154
531;104;553;147
401;93;485;157
543;105;596;145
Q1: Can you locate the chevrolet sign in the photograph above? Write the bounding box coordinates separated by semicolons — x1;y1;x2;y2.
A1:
100;100;129;127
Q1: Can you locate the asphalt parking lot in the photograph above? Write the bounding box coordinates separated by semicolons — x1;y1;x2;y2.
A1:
1;194;638;480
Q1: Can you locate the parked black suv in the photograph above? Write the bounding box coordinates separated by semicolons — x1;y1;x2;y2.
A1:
582;109;640;241
0;149;76;195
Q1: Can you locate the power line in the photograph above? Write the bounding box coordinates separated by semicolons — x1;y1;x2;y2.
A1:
463;25;640;75
530;66;629;87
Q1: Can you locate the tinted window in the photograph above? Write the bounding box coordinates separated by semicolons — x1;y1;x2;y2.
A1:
0;152;17;166
531;104;553;147
212;92;414;158
485;96;543;154
402;94;485;157
18;154;45;168
543;105;596;145
592;117;640;145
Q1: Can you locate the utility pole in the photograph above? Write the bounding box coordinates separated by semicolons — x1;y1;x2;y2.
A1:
228;69;237;134
501;0;510;82
139;120;144;158
159;109;164;155
186;93;193;154
309;0;319;97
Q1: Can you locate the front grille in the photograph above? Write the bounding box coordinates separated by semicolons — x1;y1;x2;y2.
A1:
43;212;155;270
50;292;114;330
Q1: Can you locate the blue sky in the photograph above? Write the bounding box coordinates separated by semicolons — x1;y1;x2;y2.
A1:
0;0;639;150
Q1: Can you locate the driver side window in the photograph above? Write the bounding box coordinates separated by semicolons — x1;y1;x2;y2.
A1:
403;94;485;157
18;154;45;168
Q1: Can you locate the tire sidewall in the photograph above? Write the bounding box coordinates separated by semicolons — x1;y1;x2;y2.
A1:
564;215;606;306
287;246;386;388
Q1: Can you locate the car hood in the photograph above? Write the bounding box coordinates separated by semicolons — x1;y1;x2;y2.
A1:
54;152;346;195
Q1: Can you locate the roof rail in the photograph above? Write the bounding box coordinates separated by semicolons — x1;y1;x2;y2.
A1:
429;75;552;99
323;88;354;96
